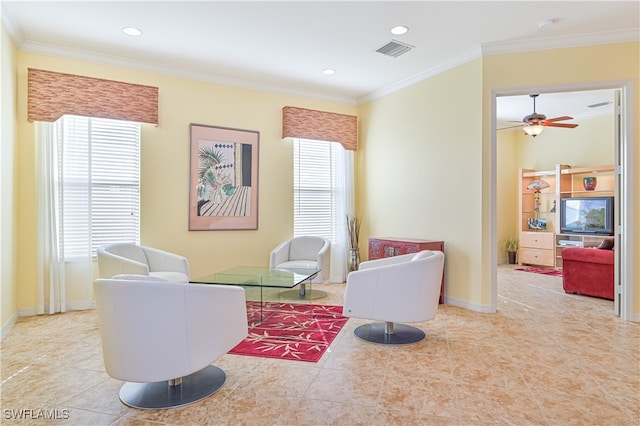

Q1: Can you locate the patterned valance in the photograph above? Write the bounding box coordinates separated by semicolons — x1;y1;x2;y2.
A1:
27;68;159;124
282;106;357;150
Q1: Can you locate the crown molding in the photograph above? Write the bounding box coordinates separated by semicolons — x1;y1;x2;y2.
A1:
18;40;357;105
482;28;639;56
8;22;638;107
1;2;25;46
357;47;483;105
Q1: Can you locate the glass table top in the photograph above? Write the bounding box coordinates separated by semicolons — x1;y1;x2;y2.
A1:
190;266;319;289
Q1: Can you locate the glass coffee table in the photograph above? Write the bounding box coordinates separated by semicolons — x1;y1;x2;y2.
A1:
191;266;323;320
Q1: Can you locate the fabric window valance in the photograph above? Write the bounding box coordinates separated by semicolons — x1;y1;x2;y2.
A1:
282;106;357;151
27;68;159;125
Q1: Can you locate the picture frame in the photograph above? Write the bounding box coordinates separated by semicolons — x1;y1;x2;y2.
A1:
189;124;259;230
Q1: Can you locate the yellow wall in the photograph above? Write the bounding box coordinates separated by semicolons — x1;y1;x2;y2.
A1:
13;52;357;314
358;59;486;309
496;130;519;263
483;42;639;314
1;23;18;333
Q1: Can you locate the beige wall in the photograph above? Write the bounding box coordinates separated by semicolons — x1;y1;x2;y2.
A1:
1;24;18;333
13;52;357;315
483;42;639;315
358;59;486;309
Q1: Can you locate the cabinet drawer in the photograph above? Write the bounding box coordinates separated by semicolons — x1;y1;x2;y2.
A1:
520;232;553;249
520;248;554;267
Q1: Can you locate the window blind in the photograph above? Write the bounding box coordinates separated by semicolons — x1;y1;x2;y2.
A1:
293;139;342;240
58;116;140;258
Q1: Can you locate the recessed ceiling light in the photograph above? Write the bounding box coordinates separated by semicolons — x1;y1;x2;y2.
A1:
322;69;336;76
538;19;555;30
123;27;142;36
391;25;409;35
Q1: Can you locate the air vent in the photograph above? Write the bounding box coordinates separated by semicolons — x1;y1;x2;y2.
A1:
376;40;414;58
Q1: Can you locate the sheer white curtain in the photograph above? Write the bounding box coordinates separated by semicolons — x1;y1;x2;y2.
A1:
329;147;355;283
35;120;93;314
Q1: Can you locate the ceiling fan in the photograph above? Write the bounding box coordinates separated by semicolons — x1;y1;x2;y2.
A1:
509;94;579;137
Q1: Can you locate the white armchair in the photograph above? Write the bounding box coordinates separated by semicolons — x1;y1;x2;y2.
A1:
97;243;190;282
93;277;248;409
270;236;331;300
270;236;331;284
342;250;445;345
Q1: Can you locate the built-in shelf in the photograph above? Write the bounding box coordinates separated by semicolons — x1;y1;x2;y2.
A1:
518;164;615;268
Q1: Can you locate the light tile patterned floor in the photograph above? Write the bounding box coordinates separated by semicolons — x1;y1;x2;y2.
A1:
1;265;638;425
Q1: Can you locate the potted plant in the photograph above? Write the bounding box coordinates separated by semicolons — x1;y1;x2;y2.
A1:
504;237;518;264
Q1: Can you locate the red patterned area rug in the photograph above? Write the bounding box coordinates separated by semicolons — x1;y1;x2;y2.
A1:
516;267;563;277
229;302;348;362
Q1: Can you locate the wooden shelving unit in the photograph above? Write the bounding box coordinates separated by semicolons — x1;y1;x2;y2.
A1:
518;164;614;268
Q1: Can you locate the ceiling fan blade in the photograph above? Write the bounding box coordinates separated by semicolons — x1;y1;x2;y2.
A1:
498;124;524;130
544;116;574;122
543;122;579;128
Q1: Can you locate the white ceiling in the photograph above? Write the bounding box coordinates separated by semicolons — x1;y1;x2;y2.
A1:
2;1;639;124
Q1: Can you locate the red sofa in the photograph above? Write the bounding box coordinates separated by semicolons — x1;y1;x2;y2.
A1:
561;247;614;300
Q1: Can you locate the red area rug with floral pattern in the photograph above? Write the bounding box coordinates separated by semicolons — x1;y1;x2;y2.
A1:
229;302;348;362
516;267;563;277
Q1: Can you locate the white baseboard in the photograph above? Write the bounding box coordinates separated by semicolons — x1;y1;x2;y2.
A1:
4;301;96;339
444;296;495;313
1;312;19;340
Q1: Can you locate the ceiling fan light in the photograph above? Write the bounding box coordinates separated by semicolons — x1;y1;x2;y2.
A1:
523;124;544;137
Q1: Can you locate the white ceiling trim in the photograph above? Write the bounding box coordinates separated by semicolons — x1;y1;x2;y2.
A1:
0;3;24;46
18;40;358;105
357;46;483;105
5;6;638;107
482;28;640;56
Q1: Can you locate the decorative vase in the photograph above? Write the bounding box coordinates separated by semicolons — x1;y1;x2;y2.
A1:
508;251;517;265
583;176;597;191
348;248;360;272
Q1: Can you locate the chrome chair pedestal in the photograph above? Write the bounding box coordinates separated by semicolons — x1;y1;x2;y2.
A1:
354;321;425;345
119;365;226;409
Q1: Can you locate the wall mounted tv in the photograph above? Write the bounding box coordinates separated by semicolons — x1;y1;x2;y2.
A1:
560;196;614;236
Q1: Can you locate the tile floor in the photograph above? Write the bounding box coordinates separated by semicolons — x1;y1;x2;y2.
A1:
1;265;638;425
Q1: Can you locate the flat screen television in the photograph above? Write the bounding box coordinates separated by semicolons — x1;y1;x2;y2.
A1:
560;196;614;235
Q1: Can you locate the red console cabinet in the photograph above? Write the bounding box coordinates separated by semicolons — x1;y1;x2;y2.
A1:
368;237;445;303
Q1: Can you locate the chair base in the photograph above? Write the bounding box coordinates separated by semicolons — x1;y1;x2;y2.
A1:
354;322;425;345
279;283;327;300
119;365;226;409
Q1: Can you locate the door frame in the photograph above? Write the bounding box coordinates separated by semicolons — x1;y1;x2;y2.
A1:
490;80;636;321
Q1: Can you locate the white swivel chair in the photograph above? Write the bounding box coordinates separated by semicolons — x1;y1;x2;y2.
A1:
342;250;445;345
97;243;190;282
93;277;248;409
270;236;331;299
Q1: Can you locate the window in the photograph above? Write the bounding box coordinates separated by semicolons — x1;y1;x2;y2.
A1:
57;116;140;258
293;139;344;240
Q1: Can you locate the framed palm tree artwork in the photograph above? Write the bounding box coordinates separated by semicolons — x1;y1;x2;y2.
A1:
189;123;259;230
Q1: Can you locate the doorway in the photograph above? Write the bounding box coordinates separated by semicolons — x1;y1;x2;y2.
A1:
491;82;635;321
